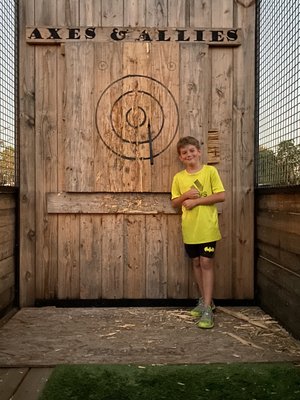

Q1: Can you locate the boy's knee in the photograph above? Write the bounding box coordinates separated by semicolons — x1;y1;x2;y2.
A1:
200;258;214;270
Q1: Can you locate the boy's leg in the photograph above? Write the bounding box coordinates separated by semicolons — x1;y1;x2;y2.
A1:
199;256;214;307
192;256;204;298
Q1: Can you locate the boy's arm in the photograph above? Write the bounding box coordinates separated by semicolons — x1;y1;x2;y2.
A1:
171;188;200;208
182;191;225;210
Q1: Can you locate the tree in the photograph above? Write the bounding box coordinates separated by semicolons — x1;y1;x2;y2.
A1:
0;144;15;186
257;139;300;186
257;146;278;185
276;139;300;185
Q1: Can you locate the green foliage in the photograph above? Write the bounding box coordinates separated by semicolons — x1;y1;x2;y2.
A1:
258;139;300;186
39;363;300;400
0;142;15;186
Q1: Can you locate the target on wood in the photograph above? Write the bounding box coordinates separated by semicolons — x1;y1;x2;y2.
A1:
95;74;179;161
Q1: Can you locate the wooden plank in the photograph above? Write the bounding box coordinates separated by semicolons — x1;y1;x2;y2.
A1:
94;41;123;192
12;368;53;400
65;42;95;191
0;240;15;261
167;0;188;27
0;256;15;294
124;215;146;298
167;215;189;298
57;215;80;299
190;0;212;26
0;225;14;247
57;0;79;25
257;257;300;339
257;193;300;213
102;0;124;26
145;0;168;26
120;42;153;192
257;211;300;236
124;0;146;26
0;368;28;400
101;215;124;299
0;194;16;210
145;214;167;298
0;208;16;227
211;0;234;299
35;45;58;300
47;192;176;214
80;216;102;299
35;0;57;25
150;42;180;192
19;0;36;307
231;0;255;299
257;241;300;276
79;0;101;25
0;287;14;312
179;43;209;161
257;224;300;257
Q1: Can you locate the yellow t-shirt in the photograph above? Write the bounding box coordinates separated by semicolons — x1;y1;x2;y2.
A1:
171;165;225;244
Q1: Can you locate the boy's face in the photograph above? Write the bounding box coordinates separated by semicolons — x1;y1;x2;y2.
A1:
178;144;201;166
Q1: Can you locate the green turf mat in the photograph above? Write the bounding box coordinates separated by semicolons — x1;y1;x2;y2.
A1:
39;363;300;400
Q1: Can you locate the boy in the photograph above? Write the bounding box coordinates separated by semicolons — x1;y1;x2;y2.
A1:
171;136;225;329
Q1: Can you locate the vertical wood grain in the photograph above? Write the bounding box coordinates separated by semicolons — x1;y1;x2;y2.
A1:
124;215;146;298
145;0;168;26
35;46;58;299
232;0;255;299
124;0;146;26
102;0;124;26
145;214;167;298
101;215;124;299
80;215;102;299
19;0;36;306
58;215;80;299
211;0;234;298
167;215;189;298
65;42;95;191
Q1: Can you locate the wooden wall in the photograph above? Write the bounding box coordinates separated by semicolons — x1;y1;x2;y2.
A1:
0;193;16;314
19;0;255;305
256;192;300;339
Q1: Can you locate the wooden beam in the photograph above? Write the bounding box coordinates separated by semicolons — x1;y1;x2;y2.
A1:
47;192;176;214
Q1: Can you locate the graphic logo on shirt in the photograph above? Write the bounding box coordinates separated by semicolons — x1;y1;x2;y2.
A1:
204;246;215;253
193;179;207;197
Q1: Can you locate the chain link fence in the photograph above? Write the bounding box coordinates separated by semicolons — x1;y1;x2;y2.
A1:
0;0;18;187
256;0;300;188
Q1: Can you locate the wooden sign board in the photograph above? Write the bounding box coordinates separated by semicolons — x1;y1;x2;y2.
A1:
26;26;242;46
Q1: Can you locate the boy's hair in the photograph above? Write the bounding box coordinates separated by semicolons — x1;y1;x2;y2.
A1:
177;136;201;154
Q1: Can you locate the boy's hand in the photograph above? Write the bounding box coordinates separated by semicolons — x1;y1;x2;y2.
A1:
182;198;198;210
185;188;200;199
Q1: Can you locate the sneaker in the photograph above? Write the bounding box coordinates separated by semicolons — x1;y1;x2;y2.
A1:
190;298;216;318
197;306;214;329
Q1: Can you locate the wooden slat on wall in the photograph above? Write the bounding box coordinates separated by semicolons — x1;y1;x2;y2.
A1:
19;0;36;307
65;42;95;192
179;43;209;160
145;214;167;298
232;0;255;298
94;41;123;192
101;215;124;299
124;215;146;298
211;0;234;299
150;42;180;192
256;193;300;339
57;215;80;299
35;46;58;300
167;215;189;298
124;0;146;26
80;216;102;299
145;0;167;26
0;194;16;312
